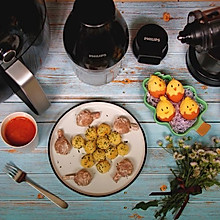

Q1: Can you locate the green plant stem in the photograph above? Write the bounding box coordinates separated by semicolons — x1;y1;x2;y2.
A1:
161;145;172;154
185;167;192;187
170;168;178;178
155;193;188;219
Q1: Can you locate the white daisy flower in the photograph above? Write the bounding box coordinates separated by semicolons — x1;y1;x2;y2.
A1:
165;135;170;141
183;145;191;150
195;142;202;148
178;139;184;144
214;159;220;166
177;154;185;160
207;174;212;179
216;148;220;155
173;152;179;160
189;153;197;159
206;151;217;156
157;140;163;146
201;157;209;163
193;168;200;177
192;149;198;154
211;137;220;144
198;149;205;156
190;162;198;167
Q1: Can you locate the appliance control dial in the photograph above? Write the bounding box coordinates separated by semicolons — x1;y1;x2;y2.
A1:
0;34;20;63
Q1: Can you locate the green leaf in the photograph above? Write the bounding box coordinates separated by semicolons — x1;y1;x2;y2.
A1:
170;178;178;192
133;200;159;210
212;179;220;187
203;179;220;188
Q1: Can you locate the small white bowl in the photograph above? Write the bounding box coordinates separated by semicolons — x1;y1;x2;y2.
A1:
0;112;38;151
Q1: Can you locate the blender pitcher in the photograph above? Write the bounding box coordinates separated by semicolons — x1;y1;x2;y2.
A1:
63;0;129;86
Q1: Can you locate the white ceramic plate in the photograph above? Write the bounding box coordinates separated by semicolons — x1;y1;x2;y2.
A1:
48;101;147;197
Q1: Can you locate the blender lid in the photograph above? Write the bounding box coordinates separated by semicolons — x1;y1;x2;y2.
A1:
132;24;168;65
72;0;115;25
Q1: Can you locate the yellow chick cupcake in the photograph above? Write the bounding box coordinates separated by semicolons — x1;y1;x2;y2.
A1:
147;75;166;98
166;78;184;103
156;96;175;122
180;97;199;120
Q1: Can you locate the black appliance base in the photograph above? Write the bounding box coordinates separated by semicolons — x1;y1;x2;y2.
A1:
186;47;220;87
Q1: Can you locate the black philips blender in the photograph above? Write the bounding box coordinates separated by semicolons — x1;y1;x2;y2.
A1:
63;0;129;86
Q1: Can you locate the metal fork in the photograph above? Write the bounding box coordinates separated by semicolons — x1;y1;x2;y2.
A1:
5;162;68;209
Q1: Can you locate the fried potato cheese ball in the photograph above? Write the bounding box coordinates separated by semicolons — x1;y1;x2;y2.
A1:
71;120;133;175
96;160;111;173
97;136;110;149
105;146;118;160
84;140;97;154
85;126;97;141
117;142;129;156
81;154;95;168
108;131;121;145
93;149;106;162
97;123;111;137
72;135;85;149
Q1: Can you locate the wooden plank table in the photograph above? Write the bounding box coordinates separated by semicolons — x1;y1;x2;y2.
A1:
0;1;220;219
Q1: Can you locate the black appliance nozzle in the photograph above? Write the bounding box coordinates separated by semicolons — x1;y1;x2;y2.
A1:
178;7;220;87
177;7;220;52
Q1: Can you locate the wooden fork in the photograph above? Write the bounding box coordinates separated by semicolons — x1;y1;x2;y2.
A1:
5;162;68;209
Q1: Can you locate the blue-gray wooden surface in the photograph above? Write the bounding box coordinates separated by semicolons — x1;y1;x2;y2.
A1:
1;1;220;220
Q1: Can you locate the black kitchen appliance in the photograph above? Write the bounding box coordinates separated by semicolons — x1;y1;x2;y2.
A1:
0;0;50;114
132;24;168;65
178;7;220;87
63;0;129;86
